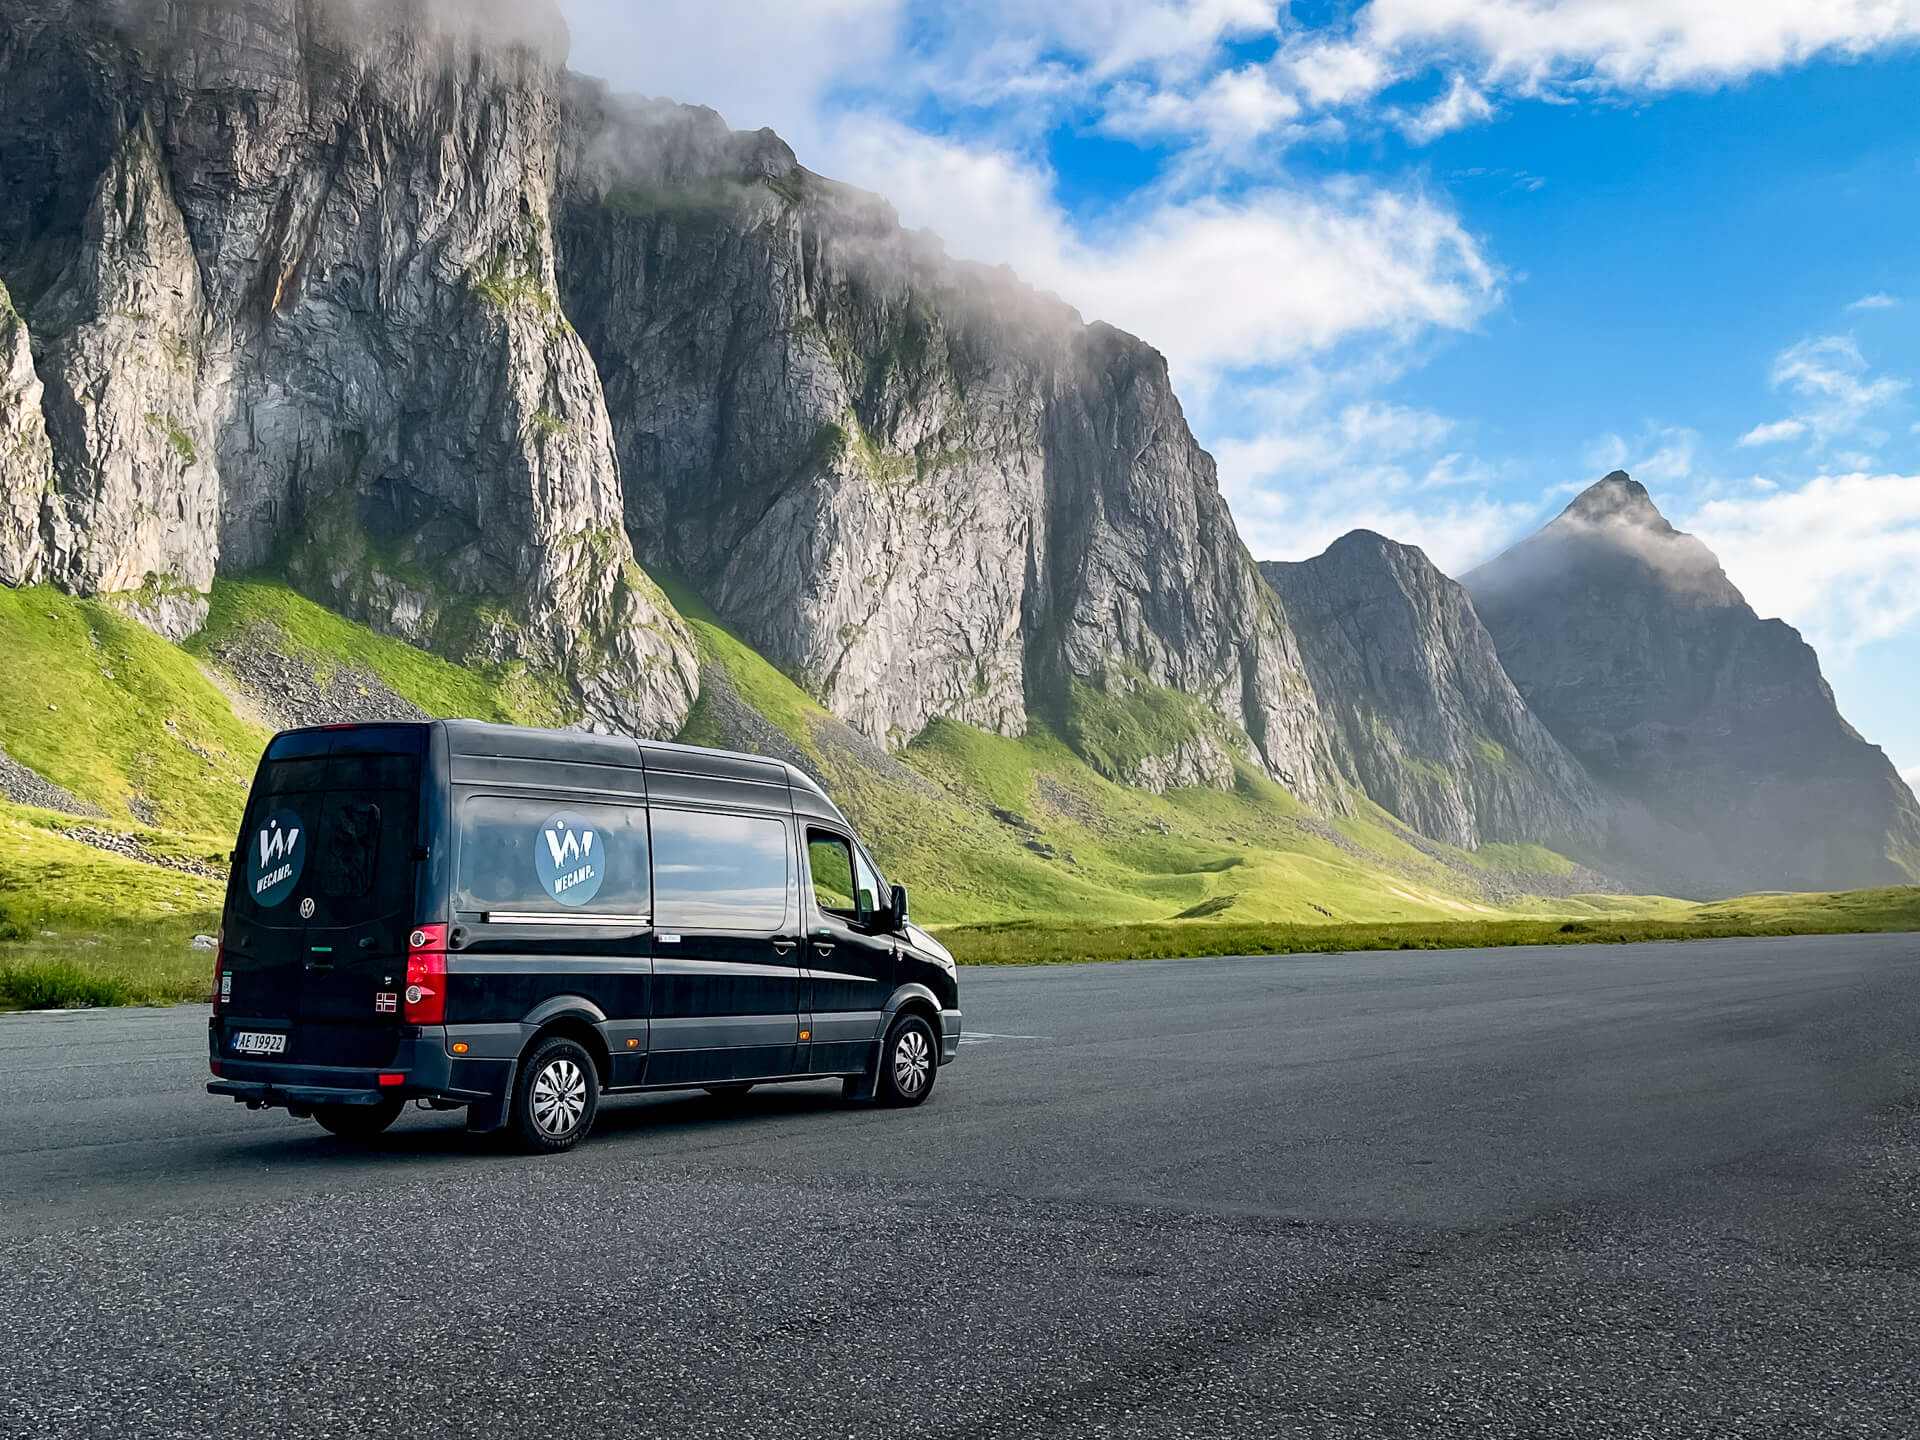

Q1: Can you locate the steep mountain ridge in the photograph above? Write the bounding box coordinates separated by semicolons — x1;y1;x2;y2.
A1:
0;0;1347;805
1260;532;1608;851
554;90;1344;800
1464;473;1920;892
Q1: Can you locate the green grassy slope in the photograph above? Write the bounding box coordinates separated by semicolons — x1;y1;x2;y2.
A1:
191;576;574;726
2;575;1913;1008
659;575;1605;928
0;584;263;830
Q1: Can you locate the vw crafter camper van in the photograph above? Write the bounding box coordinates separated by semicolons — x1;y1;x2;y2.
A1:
208;721;961;1151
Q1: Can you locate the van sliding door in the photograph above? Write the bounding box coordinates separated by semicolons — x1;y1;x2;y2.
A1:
646;808;802;1084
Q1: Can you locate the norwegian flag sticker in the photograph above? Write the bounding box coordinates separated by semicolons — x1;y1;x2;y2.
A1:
374;992;398;1014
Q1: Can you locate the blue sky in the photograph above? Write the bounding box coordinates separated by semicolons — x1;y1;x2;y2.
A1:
562;1;1920;787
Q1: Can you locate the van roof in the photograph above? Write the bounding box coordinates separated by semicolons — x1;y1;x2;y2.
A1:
264;719;841;817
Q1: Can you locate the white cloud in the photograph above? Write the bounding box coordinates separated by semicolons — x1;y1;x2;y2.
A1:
1580;425;1696;483
1686;471;1920;657
1051;1;1920;154
1584;432;1628;474
1362;0;1920;97
1226;463;1535;573
1901;764;1920;790
820;120;1501;385
1765;334;1909;448
1634;427;1699;485
1100;65;1304;150
1738;417;1809;447
1278;37;1399;107
1396;74;1495;144
1848;292;1900;311
1207;382;1533;573
558;0;901;151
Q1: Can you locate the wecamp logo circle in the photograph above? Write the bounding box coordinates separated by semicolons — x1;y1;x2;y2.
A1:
248;809;305;909
535;811;604;907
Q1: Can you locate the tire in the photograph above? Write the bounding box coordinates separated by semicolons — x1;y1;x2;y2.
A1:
510;1036;600;1153
313;1097;404;1140
704;1083;755;1101
876;1011;939;1108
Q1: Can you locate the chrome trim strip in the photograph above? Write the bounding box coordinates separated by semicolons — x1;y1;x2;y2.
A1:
481;911;653;926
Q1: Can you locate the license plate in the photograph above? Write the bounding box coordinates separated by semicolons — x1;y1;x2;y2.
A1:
231;1031;287;1056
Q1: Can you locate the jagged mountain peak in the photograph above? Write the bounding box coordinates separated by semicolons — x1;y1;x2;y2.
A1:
1463;472;1920;893
1470;472;1738;610
1319;528;1418;558
1258;540;1608;853
1564;470;1662;525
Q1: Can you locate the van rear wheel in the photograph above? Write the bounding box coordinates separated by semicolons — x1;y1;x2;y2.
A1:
313;1097;404;1141
511;1036;600;1152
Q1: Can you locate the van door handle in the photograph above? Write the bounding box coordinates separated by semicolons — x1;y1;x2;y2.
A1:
772;941;795;956
812;940;835;957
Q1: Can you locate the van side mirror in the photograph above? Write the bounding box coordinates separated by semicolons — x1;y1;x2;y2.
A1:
888;884;910;932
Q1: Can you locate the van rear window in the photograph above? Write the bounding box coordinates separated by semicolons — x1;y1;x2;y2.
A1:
456;796;652;916
236;754;419;924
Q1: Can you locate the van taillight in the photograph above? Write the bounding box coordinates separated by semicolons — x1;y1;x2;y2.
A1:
405;924;447;1025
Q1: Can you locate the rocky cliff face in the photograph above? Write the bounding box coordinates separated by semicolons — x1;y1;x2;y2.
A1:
0;0;697;733
1261;533;1607;850
553;94;1344;799
0;0;1341;797
1464;473;1920;891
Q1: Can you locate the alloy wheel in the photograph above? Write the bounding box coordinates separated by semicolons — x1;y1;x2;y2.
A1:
893;1027;932;1096
531;1057;587;1136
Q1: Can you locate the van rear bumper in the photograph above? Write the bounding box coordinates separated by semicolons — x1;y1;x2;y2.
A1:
209;1079;401;1109
207;1026;498;1112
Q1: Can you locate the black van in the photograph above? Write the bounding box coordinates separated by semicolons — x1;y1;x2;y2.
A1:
208;721;961;1150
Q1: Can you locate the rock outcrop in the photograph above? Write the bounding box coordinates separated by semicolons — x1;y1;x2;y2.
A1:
1464;473;1920;892
31;122;217;638
1262;532;1607;850
555;94;1345;800
0;280;52;586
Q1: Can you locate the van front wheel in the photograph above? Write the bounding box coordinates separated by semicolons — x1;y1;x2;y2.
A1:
511;1036;600;1152
313;1097;404;1141
876;1012;938;1108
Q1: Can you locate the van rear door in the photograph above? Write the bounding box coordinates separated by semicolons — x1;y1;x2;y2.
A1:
221;728;426;1069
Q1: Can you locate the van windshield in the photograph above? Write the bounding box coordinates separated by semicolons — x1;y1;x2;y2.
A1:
235;752;420;928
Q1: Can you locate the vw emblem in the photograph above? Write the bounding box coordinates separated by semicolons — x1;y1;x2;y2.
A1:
299;897;316;919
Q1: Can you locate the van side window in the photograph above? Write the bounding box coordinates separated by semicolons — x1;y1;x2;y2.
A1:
456;795;652;915
651;809;790;931
808;831;859;921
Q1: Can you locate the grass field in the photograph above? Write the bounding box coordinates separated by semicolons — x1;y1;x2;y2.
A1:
0;806;223;1008
938;886;1920;966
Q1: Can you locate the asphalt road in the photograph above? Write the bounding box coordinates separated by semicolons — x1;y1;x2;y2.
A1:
2;933;1917;1438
